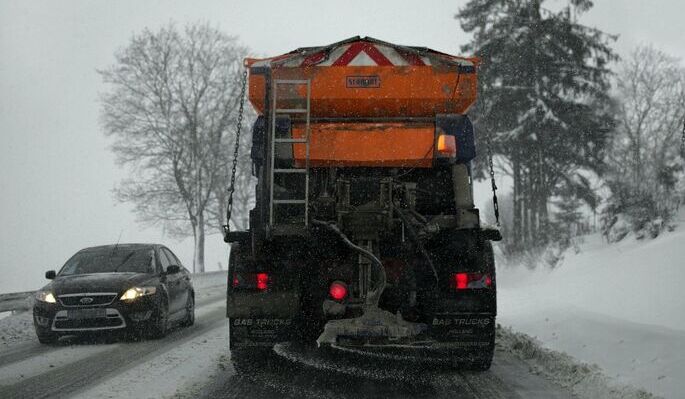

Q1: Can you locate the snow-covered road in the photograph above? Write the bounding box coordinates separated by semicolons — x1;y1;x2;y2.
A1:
0;270;663;399
0;297;573;398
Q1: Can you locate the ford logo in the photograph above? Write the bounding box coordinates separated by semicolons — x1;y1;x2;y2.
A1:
80;297;94;304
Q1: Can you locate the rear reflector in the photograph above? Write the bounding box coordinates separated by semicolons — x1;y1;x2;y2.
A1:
452;272;492;290
329;281;348;301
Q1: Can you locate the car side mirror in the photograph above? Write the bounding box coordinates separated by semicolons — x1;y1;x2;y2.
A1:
166;265;181;275
45;270;56;280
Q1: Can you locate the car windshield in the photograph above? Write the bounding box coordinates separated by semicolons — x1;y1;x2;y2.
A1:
59;248;155;276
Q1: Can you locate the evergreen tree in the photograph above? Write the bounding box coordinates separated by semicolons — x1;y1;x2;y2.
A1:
457;0;617;253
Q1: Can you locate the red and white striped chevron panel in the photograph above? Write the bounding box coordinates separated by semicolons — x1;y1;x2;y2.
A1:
249;37;475;69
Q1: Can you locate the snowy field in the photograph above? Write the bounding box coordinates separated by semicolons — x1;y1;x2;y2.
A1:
497;217;685;399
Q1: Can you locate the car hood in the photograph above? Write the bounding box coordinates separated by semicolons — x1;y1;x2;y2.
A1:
49;273;156;295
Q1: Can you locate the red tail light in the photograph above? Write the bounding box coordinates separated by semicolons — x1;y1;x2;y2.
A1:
329;281;348;301
232;272;270;291
456;273;469;289
452;272;492;290
256;273;269;291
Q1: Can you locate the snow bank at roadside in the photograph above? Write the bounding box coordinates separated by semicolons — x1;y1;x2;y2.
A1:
497;221;685;398
0;312;35;350
497;325;658;399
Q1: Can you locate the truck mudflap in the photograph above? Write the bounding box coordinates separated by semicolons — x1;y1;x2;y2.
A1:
429;313;495;346
229;317;296;347
227;291;300;348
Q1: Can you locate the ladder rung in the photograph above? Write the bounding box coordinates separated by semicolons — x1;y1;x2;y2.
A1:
274;169;307;173
275;79;309;85
275;108;308;114
274;138;308;143
273;199;307;204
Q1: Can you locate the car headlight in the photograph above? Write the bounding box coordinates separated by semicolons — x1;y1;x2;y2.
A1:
120;286;157;301
35;291;57;303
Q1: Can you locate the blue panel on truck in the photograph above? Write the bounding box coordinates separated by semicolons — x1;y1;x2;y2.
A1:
436;114;476;163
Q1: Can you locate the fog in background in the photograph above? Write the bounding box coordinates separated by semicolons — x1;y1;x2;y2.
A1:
1;0;683;293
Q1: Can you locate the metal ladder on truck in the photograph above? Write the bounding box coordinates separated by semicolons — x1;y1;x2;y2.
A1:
269;79;311;234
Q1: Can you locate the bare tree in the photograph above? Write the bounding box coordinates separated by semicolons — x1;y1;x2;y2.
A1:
609;47;685;202
602;45;685;238
614;47;684;185
100;22;248;272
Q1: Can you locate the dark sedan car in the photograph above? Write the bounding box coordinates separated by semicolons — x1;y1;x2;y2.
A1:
33;243;195;343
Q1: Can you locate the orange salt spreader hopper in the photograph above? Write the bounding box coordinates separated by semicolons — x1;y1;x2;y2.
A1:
245;36;479;168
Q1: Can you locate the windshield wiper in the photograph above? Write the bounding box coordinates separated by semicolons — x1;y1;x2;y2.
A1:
108;231;123;270
114;251;136;272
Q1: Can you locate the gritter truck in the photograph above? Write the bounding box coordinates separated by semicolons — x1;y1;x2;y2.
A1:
224;36;501;371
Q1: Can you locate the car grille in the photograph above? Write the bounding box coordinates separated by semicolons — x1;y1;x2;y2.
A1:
53;317;124;330
52;308;126;331
58;293;118;307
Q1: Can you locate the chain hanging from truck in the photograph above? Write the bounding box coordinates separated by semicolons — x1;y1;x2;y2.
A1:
484;129;500;227
223;69;248;238
680;118;685;158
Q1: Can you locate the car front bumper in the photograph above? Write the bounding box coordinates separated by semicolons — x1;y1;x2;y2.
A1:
33;294;160;334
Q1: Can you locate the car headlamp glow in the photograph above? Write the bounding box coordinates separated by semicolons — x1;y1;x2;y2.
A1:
120;286;157;301
35;291;57;303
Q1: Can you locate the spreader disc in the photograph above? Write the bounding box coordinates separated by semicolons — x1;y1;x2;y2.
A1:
273;343;435;382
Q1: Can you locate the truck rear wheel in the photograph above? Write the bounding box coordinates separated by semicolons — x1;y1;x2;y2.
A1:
470;353;493;371
468;328;495;371
229;346;274;374
443;322;495;371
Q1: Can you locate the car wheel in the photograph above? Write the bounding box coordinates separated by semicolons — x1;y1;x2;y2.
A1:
148;298;169;339
181;293;194;327
36;331;58;344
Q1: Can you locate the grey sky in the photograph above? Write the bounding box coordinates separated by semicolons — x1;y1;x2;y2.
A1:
1;0;683;292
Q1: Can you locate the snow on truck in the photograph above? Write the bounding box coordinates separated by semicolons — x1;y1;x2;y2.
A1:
223;36;502;371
